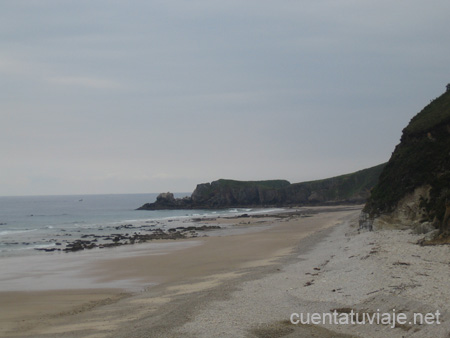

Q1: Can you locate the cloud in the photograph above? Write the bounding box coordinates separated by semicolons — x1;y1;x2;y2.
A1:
0;56;122;92
1;0;449;195
47;76;122;89
0;57;23;74
0;56;45;76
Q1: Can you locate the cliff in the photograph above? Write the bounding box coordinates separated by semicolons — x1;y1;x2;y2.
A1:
137;164;385;210
361;85;450;234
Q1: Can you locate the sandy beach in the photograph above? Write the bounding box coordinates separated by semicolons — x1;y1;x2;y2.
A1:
1;206;449;337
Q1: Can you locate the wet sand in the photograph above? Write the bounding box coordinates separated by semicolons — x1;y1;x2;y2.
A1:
0;206;360;337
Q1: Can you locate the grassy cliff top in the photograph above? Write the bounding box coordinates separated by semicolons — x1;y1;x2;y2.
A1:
211;179;291;190
403;89;450;136
293;163;386;188
206;163;384;200
291;163;386;200
212;164;385;193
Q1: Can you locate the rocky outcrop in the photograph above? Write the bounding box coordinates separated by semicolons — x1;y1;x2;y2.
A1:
361;185;431;231
189;180;291;207
440;200;450;233
138;180;291;210
137;164;385;210
361;85;450;233
138;192;193;210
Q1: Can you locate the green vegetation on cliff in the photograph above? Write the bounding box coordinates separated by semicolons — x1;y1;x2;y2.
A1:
210;179;291;190
189;164;386;207
403;91;450;135
138;164;385;210
290;163;386;203
364;87;450;225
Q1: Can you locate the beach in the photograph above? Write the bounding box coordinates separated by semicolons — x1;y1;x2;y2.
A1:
1;206;449;337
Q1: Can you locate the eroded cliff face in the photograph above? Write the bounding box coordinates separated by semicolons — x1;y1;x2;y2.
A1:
361;87;450;233
138;180;292;210
137;164;385;210
361;185;431;231
190;181;276;207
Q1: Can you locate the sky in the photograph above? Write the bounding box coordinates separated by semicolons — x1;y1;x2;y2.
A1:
1;0;449;196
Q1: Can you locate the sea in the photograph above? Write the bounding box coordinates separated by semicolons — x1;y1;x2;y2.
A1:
0;193;262;258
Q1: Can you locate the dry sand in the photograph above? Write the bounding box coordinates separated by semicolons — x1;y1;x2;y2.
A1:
0;206;351;337
176;212;450;338
2;205;448;337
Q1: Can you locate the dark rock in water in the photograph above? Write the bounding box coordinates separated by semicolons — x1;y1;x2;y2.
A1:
37;222;223;255
64;239;98;252
182;225;221;231
35;248;58;252
115;224;134;230
196;225;221;231
57;227;199;254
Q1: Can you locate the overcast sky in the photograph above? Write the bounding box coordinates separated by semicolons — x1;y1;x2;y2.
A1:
1;0;449;196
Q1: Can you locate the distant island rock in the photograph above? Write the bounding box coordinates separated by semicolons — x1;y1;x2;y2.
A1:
361;84;450;239
137;164;386;210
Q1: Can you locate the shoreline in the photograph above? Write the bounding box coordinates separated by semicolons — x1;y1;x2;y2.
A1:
0;206;359;337
8;205;447;337
172;211;450;337
0;206;289;258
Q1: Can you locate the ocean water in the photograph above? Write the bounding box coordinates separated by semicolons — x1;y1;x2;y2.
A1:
0;193;256;257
